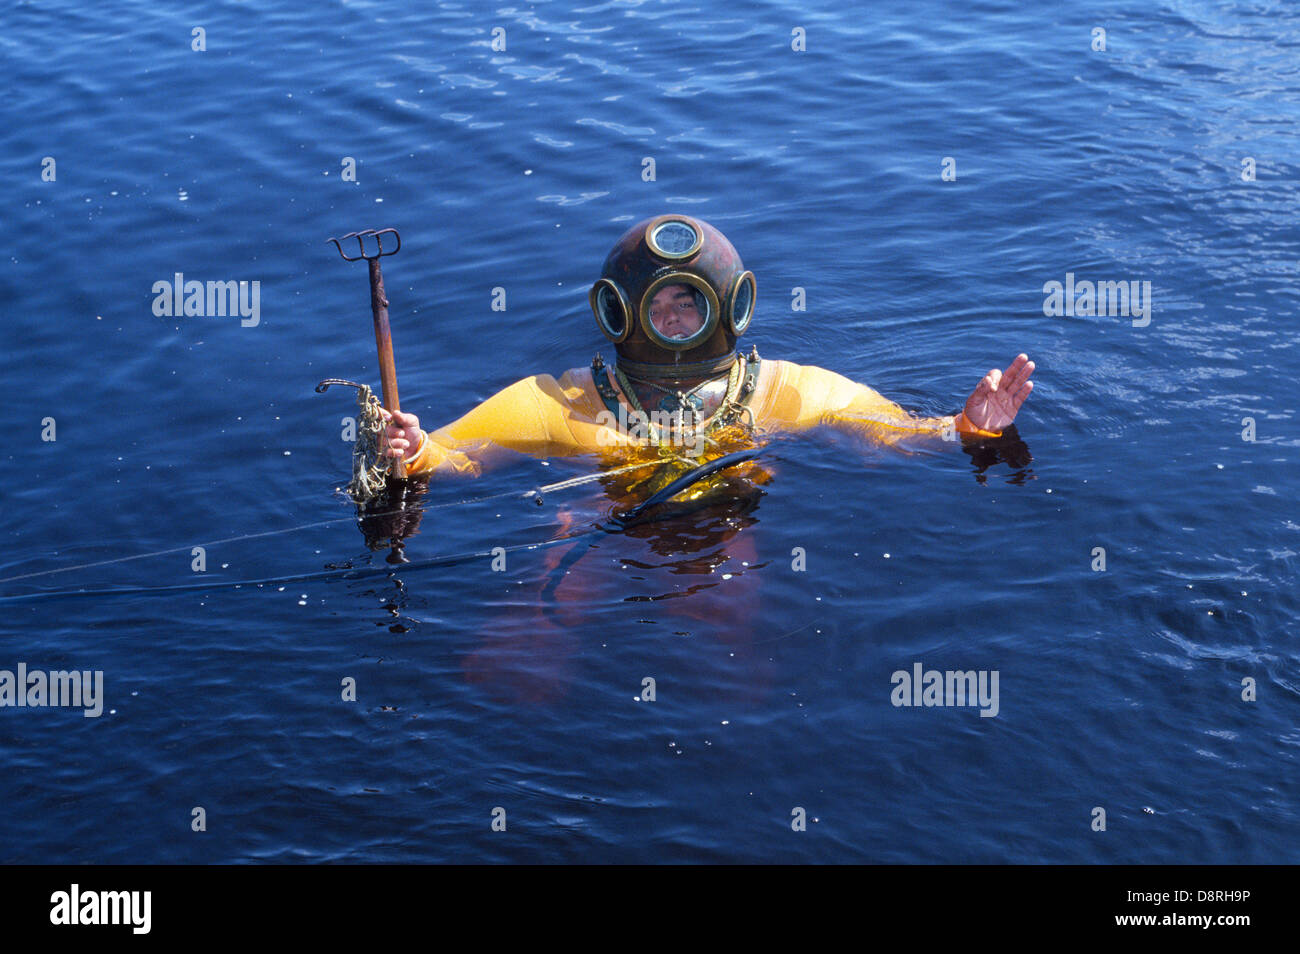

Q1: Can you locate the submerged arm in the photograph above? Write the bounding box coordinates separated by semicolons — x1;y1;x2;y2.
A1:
767;362;999;449
388;373;587;478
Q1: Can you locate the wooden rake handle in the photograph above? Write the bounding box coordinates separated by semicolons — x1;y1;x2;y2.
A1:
328;228;407;479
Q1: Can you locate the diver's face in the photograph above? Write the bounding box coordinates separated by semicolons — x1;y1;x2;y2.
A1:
648;284;704;340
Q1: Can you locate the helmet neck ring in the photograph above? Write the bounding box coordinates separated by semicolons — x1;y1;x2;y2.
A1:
615;351;739;380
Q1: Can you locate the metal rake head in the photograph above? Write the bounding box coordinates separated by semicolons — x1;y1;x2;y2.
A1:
327;228;401;262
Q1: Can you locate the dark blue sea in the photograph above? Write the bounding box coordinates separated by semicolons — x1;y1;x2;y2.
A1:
1;0;1297;864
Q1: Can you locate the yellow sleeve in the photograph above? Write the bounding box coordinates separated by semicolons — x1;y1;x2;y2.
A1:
766;362;988;447
404;371;594;477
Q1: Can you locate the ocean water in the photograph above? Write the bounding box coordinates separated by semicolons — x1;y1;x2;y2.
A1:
1;0;1297;863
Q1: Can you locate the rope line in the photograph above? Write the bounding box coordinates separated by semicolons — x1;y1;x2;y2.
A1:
0;527;601;605
0;459;664;587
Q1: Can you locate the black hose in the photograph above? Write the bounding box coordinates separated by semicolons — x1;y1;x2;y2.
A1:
611;447;763;527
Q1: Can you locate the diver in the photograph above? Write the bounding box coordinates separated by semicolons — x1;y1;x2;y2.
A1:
378;214;1034;476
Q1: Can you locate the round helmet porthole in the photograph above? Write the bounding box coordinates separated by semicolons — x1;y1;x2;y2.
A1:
730;271;755;335
646;218;702;260
642;274;720;351
590;279;631;342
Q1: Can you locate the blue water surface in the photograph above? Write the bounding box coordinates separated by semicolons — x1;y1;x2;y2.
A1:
1;0;1297;863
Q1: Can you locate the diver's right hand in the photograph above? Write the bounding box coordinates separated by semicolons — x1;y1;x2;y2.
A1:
379;408;424;461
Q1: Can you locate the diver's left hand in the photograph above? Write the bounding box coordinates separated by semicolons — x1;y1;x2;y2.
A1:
961;354;1034;433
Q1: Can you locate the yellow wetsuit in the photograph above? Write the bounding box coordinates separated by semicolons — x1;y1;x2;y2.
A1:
405;358;999;478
